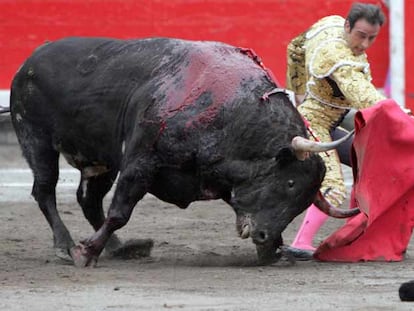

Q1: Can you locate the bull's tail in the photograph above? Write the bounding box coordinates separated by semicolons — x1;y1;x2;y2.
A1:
0;106;10;114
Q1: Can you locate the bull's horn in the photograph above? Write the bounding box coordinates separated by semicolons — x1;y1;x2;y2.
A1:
313;191;360;218
241;225;250;239
292;129;355;160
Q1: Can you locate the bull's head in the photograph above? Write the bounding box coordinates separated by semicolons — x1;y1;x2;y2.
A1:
227;131;358;264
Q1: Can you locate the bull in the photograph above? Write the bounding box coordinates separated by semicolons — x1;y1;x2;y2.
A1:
9;37;357;267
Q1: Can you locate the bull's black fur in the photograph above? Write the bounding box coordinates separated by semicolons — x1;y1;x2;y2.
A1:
10;37;325;266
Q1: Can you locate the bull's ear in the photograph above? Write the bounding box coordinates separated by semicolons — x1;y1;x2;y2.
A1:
274;147;296;166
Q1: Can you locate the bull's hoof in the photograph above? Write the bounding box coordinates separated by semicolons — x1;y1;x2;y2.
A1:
55;247;73;263
109;238;154;259
399;280;414;301
70;245;98;268
256;244;281;265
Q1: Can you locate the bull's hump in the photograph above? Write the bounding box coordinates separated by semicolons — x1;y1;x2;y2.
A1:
157;41;266;126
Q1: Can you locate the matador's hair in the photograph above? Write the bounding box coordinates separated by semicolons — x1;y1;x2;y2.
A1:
346;2;386;29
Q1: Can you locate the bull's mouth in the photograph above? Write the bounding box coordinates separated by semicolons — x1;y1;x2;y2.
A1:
255;236;284;265
236;215;288;265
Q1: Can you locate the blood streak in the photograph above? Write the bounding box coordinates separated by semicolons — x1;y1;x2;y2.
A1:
158;42;265;129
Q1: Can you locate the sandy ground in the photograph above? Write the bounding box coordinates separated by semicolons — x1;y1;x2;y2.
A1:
1;143;414;311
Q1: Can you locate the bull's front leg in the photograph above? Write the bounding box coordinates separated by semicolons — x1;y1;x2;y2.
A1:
71;162;153;267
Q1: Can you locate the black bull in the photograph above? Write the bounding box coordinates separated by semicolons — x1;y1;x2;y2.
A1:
9;37;357;266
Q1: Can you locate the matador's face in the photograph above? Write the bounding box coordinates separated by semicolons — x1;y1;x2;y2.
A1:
344;18;381;56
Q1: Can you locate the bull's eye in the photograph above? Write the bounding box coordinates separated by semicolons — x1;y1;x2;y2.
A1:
287;180;295;188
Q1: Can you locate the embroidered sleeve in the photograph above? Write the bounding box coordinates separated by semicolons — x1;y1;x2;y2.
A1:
286;32;307;95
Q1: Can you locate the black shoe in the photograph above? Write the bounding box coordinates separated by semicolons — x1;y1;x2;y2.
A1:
282;246;314;261
399;280;414;301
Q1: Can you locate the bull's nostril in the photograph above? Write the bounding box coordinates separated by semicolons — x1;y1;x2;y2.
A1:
258;230;268;243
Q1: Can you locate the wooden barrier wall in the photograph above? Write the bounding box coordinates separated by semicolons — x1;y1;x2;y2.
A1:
0;0;390;96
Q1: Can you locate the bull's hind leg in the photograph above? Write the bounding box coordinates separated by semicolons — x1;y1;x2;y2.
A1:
15;126;75;261
76;171;124;255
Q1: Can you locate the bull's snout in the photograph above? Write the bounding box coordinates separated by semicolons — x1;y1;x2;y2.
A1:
236;214;275;245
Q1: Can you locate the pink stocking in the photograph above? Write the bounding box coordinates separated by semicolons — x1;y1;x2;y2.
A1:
291;204;328;251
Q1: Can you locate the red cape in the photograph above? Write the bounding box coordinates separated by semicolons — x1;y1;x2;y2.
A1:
314;99;414;262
